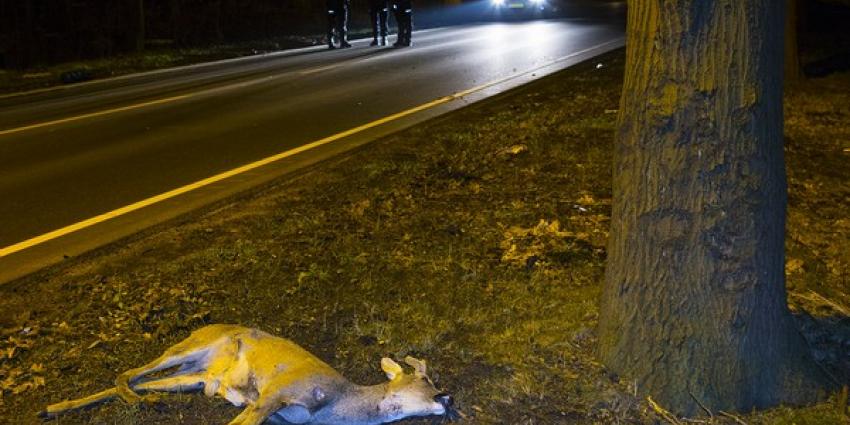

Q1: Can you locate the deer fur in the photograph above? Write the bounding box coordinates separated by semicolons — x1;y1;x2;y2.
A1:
40;324;456;425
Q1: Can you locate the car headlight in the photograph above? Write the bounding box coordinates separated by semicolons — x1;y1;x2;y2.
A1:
530;0;545;4
491;0;505;6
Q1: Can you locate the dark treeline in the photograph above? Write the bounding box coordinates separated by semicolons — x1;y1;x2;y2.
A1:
0;0;457;69
3;1;848;72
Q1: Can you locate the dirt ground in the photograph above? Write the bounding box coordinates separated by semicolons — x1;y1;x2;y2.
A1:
0;50;848;425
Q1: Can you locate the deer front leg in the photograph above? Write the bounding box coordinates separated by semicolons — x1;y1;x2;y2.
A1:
227;384;318;425
227;403;280;425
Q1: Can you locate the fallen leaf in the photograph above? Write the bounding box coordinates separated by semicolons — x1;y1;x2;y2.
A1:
11;382;33;395
498;144;528;157
786;258;805;274
577;194;595;206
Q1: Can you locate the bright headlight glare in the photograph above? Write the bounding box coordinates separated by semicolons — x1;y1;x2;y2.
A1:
492;0;505;6
530;0;544;4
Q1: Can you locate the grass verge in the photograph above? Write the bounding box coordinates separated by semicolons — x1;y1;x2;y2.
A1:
0;50;848;424
0;34;322;95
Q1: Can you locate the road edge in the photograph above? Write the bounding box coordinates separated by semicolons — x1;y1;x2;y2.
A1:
0;40;625;286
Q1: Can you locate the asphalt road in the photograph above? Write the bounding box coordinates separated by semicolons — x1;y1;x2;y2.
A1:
0;18;624;282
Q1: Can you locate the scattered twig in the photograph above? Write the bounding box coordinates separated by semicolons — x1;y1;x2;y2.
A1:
806;290;850;316
791;290;850;316
647;396;682;425
688;390;713;418
718;410;748;425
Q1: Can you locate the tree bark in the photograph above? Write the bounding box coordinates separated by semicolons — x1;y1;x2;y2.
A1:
598;0;831;416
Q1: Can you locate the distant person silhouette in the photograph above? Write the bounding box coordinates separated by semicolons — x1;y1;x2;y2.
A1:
368;0;390;46
391;0;413;47
326;0;352;49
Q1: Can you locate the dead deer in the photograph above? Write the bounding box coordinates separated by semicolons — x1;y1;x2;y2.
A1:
41;324;457;424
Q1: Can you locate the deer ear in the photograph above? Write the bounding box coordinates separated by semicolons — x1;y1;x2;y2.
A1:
276;404;312;424
381;357;404;380
404;356;427;376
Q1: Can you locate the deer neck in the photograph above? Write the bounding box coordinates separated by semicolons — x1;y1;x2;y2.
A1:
314;382;393;425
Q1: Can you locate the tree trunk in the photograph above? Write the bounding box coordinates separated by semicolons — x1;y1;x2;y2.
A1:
598;0;831;416
213;0;224;43
134;0;145;52
124;0;145;52
785;0;801;82
24;0;34;67
171;0;182;45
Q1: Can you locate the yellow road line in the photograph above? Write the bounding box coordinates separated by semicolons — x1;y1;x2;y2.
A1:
0;39;622;258
0;95;453;258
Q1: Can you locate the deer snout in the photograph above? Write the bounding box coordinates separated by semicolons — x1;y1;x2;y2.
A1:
434;392;460;421
434;392;453;408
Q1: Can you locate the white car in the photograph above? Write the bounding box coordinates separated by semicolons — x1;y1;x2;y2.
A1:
490;0;556;17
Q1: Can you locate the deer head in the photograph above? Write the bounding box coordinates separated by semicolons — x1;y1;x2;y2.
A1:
376;356;457;423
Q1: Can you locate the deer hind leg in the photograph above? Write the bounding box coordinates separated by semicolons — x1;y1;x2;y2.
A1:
39;347;207;418
40;374;208;418
114;336;215;404
39;348;205;417
132;373;207;394
39;388;120;419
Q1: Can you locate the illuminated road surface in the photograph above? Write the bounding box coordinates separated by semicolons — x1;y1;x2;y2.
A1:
0;18;624;282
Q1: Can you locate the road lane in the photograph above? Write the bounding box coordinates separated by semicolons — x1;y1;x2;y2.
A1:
0;19;624;281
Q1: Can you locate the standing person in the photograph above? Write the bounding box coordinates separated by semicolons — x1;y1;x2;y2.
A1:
391;0;413;47
368;0;389;46
326;0;352;49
